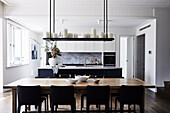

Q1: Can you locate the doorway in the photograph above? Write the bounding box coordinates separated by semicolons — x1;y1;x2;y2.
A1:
135;34;145;81
120;36;134;78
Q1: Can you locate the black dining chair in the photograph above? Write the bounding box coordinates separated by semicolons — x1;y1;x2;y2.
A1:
84;85;110;113
115;85;144;113
50;86;76;113
17;85;47;113
81;75;103;111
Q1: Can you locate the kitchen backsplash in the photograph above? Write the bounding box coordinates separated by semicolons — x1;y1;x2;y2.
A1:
56;52;102;64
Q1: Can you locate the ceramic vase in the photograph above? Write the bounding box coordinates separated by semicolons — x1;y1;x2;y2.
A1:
48;57;57;67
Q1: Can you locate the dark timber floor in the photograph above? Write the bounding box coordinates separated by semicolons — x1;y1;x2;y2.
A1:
0;89;170;113
145;89;170;113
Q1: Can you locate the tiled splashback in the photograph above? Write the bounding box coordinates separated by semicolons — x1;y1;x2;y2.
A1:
56;52;102;64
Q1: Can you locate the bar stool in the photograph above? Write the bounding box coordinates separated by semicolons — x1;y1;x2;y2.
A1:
115;85;144;113
50;86;76;113
85;85;110;113
17;85;47;113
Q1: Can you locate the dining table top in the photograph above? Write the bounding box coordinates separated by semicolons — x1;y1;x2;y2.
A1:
4;78;155;89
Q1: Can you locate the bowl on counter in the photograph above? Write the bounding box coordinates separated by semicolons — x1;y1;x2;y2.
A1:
93;78;100;84
75;75;89;82
66;78;78;84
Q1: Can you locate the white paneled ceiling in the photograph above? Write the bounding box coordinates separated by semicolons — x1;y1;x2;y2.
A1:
5;0;170;6
4;0;170;33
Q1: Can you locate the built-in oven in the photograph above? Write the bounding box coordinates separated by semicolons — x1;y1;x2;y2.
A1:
103;52;116;66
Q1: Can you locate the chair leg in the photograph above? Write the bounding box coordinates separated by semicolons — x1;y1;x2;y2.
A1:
17;104;21;113
111;96;112;113
55;105;58;113
28;105;30;111
99;105;100;113
81;95;84;113
38;104;41;113
47;95;49;112
44;99;47;113
140;104;144;113
51;105;54;113
105;104;109;113
134;104;136;113
81;104;82;113
120;104;124;113
86;104;89;113
128;104;130;113
25;105;27;113
96;104;99;108
71;104;74;113
35;105;38;109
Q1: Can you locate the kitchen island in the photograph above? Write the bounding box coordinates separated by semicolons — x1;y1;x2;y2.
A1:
38;65;122;78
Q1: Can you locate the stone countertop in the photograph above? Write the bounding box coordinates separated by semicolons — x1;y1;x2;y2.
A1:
38;65;122;70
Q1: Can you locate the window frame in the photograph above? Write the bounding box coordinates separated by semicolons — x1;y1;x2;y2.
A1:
7;20;30;68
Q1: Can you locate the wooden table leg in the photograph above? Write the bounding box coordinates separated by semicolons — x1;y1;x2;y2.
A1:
12;89;17;113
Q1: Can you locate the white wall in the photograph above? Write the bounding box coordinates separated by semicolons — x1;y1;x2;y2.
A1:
133;8;170;88
155;8;170;86
136;20;157;87
3;19;41;85
112;28;136;66
0;2;3;93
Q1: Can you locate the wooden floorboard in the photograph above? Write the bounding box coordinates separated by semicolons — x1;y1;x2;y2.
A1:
145;89;170;113
1;89;170;113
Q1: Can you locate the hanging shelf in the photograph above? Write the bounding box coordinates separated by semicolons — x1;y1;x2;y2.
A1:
43;0;110;42
43;38;114;41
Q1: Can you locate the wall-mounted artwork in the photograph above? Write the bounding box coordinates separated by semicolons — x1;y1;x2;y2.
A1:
31;44;37;59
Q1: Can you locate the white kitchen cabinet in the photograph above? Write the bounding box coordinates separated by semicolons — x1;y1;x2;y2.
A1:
57;40;115;52
76;41;103;52
57;41;66;52
93;42;104;52
57;41;76;52
84;41;94;52
65;41;76;52
74;41;85;52
103;41;115;52
57;41;65;52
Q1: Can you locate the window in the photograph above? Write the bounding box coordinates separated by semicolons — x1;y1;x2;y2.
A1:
7;20;30;67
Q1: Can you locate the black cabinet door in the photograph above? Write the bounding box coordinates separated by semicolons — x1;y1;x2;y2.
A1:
104;69;122;78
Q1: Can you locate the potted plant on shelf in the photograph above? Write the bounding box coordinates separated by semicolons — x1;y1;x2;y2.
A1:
48;43;61;67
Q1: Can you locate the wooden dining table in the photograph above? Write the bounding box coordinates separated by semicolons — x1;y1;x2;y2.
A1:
4;78;155;113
